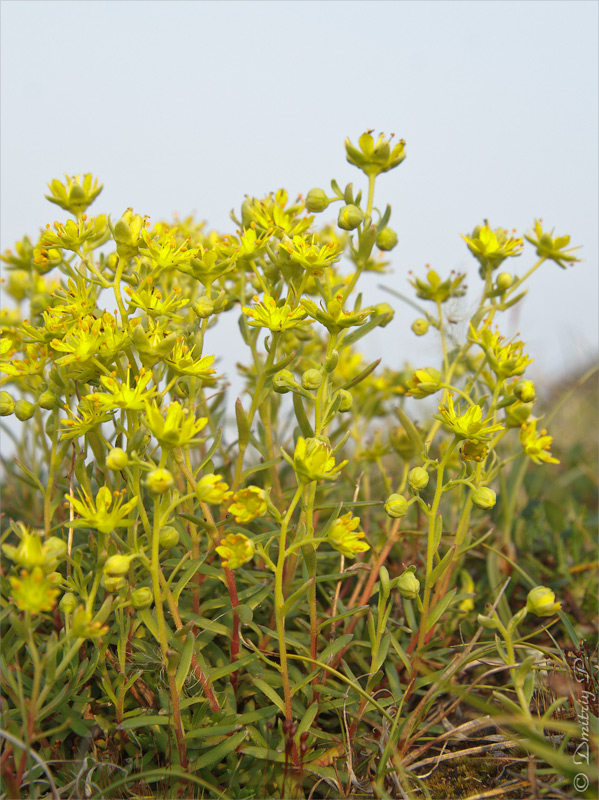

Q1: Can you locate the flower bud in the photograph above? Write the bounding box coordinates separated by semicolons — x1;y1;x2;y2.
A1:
0;391;15;416
337;389;353;413
472;487;496;509
102;575;128;592
146;468;174;494
505;401;533;428
106;447;130;471
406;368;442;398
114;208;145;260
60;592;77;614
131;587;153;609
2;530;45;568
104;554;135;577
389;427;417;461
192;296;215;319
301;369;323;390
159;526;180;549
395;568;420;600
477;613;499;630
460;439;489;462
14;399;35;421
526;586;561;617
384;493;408;518
305;188;330;213
375;227;398;251
411;318;429;336
408;467;429;492
372;303;394;326
495;272;513;291
273;369;298;394
337;204;364;231
38;390;59;411
325;349;339;373
514;379;536;404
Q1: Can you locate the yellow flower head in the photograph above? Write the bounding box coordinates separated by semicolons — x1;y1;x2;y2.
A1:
280;235;343;276
526;586;561;617
87;367;158;412
144;399;208;449
196;474;232;505
216;533;255;570
327;512;369;559
409;268;466;304
45;174;103;216
284;436;348;484
71;606;109;639
242;294;309;332
524;219;582;269
435;395;504;442
65;486;138;534
462;223;523;272
163;341;216;382
227;486;267;523
519;419;559;465
9;567;60;614
469;326;532;380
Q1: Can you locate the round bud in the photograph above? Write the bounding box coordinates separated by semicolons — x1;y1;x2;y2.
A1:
193;296;215;319
513;379;536;404
273;369;297;394
395;569;420;600
38;390;59;411
373;303;394;327
131;587;153;609
408;467;429;492
375;227;398;251
411;318;429;336
304;188;330;213
59;592;77;614
496;272;513;291
147;468;174;494
14;399;35;421
526;586;561;617
159;526;180;549
324;349;339;373
0;391;15;416
102;575;128;592
384;493;408;519
104;554;135;577
337;389;353;413
106;447;130;471
337;204;364;231
301;369;323;390
472;487;496;510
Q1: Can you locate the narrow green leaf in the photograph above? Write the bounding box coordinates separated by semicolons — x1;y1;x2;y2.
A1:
252;678;286;714
394;406;424;455
194;729;247;769
293;392;314;438
175;634;195;694
426;588;457;632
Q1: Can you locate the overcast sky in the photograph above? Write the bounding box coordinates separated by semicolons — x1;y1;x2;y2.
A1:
1;0;597;391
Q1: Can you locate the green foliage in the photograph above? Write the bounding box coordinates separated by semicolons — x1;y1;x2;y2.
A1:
0;138;597;798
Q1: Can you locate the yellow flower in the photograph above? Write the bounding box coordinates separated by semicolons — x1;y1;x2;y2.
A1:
300;295;371;334
458;571;475;613
9;567;60;614
526;586;561;617
196;474;232;504
41;215;108;252
469;326;532;380
146;468;175;494
280;235;343;276
462;223;523;272
45;174;103;216
65;486;138;534
51;313;129;367
283;436;347;484
163;340;216;381
435;395;504;442
519;419;559;464
71;606;109;639
406;367;443;398
60;397;112;440
144;399;208;449
124;284;189;318
524;219;582;269
242;294;309;332
216;533;255;569
327;512;369;559
87;367;158;411
228;486;267;523
138;227;200;272
409;268;466;304
345;131;406;177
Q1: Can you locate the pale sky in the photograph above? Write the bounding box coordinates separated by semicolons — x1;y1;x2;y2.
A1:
1;0;597;389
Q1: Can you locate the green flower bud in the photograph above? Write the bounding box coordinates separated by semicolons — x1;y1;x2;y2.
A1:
514;379;536;404
305;188;330;213
43;537;67;570
102;574;128;592
59;592;77;615
495;272;513;291
106;447;130;471
192;296;215;319
337;389;353;413
159;526;180;549
325;349;339;373
14;399;36;421
411;318;429;336
6;270;31;301
526;586;561;617
472;487;496;509
395;568;420;600
385;493;408;519
376;227;398;251
38;390;59;411
2;529;45;568
0;391;15;416
131;587;153;609
301;369;323;390
372;303;394;327
114;208;145;260
273;369;298;394
45;414;57;437
146;468;174;494
389;427;417;461
408;467;429;492
104;554;135;577
505;401;533;428
337;204;364;231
